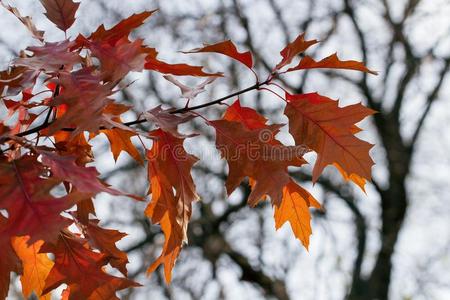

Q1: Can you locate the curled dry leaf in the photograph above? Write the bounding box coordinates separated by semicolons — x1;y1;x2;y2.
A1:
163;75;217;102
1;2;45;42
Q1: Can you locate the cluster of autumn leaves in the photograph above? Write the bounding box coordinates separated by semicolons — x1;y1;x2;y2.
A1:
0;1;376;299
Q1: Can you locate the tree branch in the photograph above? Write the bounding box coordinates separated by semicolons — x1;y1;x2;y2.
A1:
4;78;271;143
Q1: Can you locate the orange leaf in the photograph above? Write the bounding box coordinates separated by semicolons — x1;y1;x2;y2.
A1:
101;128;143;164
284;92;375;188
11;236;53;300
145;129;199;282
275;33;318;70
286;53;378;74
274;181;320;249
183;40;253;69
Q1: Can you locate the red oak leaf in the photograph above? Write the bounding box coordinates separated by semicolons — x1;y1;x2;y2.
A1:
40;231;139;299
275;33;318;70
284;92;375;189
183;40;253;69
39;0;80;32
46;69;113;137
145;129;199;282
39;151;127;196
0;216;22;300
85;220;129;276
89;11;156;45
274;181;320;249
286;53;378;74
144;48;222;77
11;236;53;300
210;100;305;206
14;40;81;72
86;38;147;82
0;155;83;243
0;66;39;96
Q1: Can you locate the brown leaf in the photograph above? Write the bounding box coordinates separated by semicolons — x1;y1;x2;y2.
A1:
39;0;80;32
284;92;375;189
211;100;305;206
144;106;196;138
145;129;199;282
85;220;129;276
1;3;44;42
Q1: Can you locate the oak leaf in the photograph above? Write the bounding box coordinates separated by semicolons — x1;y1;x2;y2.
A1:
275;33;318;70
89;11;156;45
46;69;113;137
102;128;143;163
144;106;196;138
14;40;81;72
86;38;147;82
274;181;320;248
85;220;129;276
163;75;216;103
11;236;53;300
184;40;253;69
39;0;80;32
40;151;126;196
284;92;375;188
211;100;305;206
286;53;378;74
146;129;199;282
41;231;138;299
0;156;82;243
144;49;222;77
